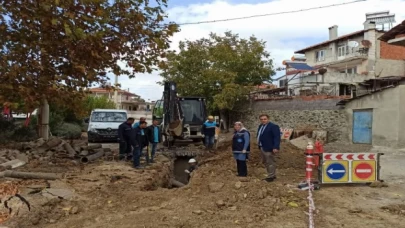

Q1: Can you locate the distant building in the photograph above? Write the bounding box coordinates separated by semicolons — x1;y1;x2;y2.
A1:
275;11;405;97
88;87;154;111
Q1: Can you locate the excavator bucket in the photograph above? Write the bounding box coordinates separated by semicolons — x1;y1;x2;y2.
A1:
169;119;183;137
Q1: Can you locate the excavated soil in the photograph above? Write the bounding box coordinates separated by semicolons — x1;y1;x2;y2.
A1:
2;139;405;228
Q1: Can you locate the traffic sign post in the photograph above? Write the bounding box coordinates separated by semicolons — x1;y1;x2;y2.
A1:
320;152;383;184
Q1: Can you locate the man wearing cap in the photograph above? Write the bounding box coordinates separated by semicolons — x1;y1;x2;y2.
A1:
202;116;217;151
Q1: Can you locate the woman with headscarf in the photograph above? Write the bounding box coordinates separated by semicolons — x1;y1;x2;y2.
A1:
232;122;250;177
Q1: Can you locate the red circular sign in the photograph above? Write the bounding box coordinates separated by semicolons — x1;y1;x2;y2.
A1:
354;163;373;179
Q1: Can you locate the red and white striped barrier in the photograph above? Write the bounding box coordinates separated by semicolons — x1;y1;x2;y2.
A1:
305;143;316;228
323;153;376;161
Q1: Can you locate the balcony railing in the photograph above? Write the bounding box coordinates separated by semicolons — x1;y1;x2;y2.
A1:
336;46;368;61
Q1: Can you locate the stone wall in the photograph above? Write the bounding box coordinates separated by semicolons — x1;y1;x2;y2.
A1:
240;97;348;142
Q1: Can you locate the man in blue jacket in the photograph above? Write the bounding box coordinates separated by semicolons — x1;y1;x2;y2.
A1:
256;114;281;182
133;117;146;129
145;119;162;164
202;115;217;151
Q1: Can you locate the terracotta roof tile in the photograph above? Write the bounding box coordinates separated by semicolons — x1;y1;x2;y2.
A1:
295;30;365;54
379;20;405;42
88;87;138;97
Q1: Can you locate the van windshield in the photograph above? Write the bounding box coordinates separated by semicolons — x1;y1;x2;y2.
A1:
90;112;127;122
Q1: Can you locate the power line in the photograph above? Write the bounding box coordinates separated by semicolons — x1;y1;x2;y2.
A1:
176;0;367;26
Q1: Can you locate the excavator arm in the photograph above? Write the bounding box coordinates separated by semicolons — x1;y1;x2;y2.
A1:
163;81;184;137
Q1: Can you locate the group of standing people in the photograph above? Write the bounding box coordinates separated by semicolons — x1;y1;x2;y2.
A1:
232;114;281;182
118;113;281;181
118;117;162;169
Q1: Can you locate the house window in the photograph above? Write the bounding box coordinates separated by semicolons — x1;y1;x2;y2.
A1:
339;67;357;74
339;84;352;96
337;44;349;57
279;79;287;87
315;50;325;62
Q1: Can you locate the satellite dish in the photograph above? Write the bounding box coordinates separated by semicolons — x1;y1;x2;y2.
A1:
348;41;359;48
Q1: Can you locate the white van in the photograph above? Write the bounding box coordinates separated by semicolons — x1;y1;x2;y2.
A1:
86;109;128;143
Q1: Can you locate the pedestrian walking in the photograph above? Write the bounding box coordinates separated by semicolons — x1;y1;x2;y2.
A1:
118;117;135;161
130;121;148;169
202;115;217;151
256;114;281;182
145;119;162;164
232;122;250;177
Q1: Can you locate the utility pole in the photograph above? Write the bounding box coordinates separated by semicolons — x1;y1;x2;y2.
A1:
114;74;119;109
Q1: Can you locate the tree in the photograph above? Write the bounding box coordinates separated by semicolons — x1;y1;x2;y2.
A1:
160;31;275;130
0;0;178;139
82;95;116;117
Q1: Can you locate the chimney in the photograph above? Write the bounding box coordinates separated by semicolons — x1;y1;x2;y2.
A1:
328;25;338;40
364;21;376;30
127;88;130;92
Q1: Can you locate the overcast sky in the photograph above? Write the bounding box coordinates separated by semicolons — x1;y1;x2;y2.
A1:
111;0;405;101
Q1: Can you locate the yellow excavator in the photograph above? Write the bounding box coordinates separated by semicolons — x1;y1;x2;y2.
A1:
152;81;219;148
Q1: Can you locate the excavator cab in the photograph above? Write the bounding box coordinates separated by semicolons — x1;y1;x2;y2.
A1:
179;97;207;142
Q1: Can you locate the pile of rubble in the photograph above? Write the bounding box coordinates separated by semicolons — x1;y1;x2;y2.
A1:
0;137;112;180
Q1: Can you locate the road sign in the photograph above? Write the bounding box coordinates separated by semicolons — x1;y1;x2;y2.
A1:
280;128;293;140
322;160;349;183
326;163;346;179
321;153;382;184
352;160;376;182
323;153;377;161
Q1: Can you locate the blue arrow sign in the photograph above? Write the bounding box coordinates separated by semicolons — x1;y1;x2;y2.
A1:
326;163;346;180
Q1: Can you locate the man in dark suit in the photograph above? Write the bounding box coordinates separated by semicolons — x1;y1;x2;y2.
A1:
130;121;148;169
118;117;135;161
256;114;281;182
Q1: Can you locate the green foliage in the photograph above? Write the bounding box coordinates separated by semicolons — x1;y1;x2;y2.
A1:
53;123;82;139
0;117;37;143
83;96;116;117
0;0;179;111
11;126;37;142
27;95;114;136
0;116;14;131
160;31;275;111
30;113;64;136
